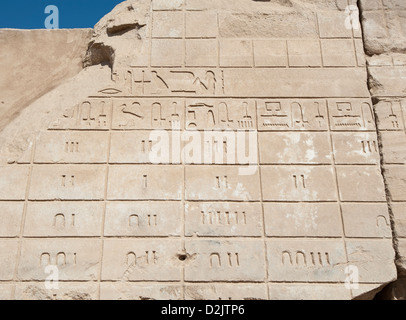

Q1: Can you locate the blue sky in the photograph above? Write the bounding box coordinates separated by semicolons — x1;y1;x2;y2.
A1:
0;0;125;29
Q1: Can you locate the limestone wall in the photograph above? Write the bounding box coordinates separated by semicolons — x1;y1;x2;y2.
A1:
0;29;92;132
0;0;405;300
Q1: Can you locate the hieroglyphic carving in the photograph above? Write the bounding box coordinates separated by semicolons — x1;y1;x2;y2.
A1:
40;252;76;266
61;175;75;187
112;99;184;130
375;100;404;131
281;250;331;267
185;202;262;237
361;140;378;153
292;174;306;189
201;210;247;225
128;214;158;228
49;99;111;130
186;100;256;130
98;69;225;97
53;213;76;229
257;99;328;131
209;252;240;268
377;215;390;236
65;141;79;153
215;176;229;190
126;251;157;266
328;99;376;131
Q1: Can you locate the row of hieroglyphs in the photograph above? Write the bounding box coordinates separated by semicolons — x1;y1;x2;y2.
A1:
49;98;378;131
4;201;390;238
11;238;392;281
98;69;224;96
47;210;247;228
36;250;332;268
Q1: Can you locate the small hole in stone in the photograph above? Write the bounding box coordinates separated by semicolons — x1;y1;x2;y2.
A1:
178;254;187;261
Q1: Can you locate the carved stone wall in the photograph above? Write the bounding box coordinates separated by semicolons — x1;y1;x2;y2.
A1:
0;0;403;300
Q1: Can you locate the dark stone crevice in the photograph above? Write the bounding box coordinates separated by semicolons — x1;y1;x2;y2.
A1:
83;41;115;68
107;22;145;37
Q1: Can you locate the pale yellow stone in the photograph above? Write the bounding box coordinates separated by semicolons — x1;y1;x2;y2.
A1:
220;40;253;67
0;240;19;280
336;166;386;202
185;284;268;300
321;39;356;67
0;285;14;300
287;40;322;67
391;202;406;237
318;11;354;38
223;69;370;97
15;283;98;300
151;39;184;67
0;202;24;237
100;283;182;300
253;40;288;67
152;11;183;38
259;132;331;164
385;165;406;201
269;283;351;300
380;131;406;164
186;12;218;38
152;0;183;10
186;40;218;67
0;166;29;200
264;203;342;237
355;39;366;67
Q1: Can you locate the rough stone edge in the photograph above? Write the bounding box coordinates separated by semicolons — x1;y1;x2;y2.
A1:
358;0;404;299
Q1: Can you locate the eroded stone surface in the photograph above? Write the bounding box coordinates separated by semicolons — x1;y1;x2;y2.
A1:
0;29;92;132
359;0;406;298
